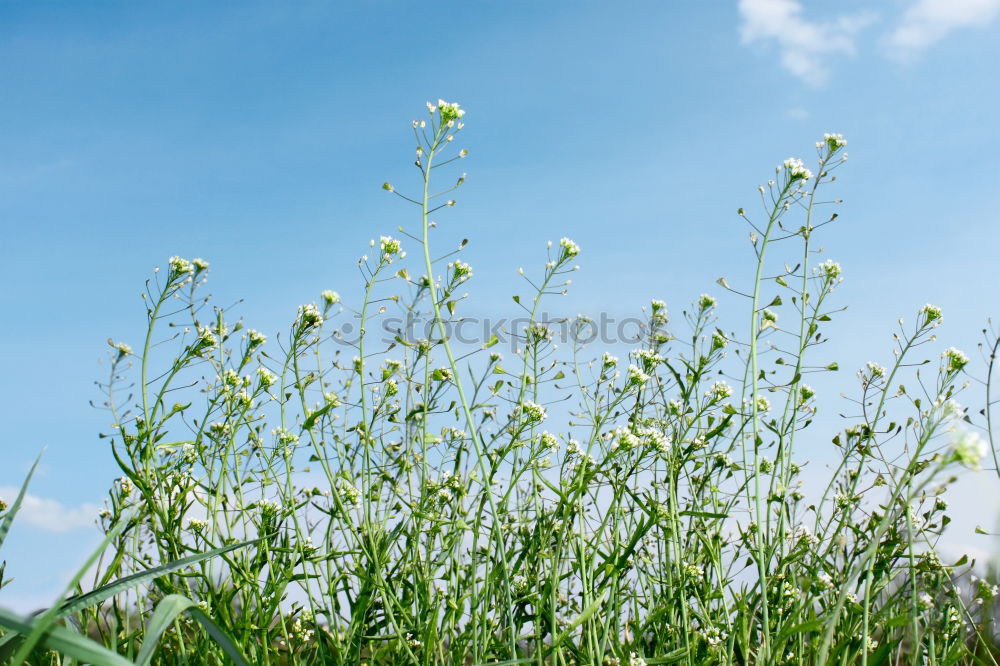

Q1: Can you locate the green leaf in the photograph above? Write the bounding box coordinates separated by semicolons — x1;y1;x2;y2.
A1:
135;595;197;666
0;606;134;666
188;607;251;666
0;452;43;550
549;588;608;652
57;537;262;617
302;403;334;429
679;510;728;520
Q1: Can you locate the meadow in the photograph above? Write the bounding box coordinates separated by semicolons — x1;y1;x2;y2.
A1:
1;99;998;665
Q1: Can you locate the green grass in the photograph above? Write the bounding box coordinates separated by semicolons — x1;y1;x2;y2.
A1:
1;103;999;665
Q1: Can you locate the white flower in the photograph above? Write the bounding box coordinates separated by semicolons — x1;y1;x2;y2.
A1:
521;400;547;423
602;352;618;368
168;256;194;275
321;290;341;305
783;157;812;181
707;381;733;401
112;341;132;356
188;518;209;532
942;347;969;372
920;303;942;324
451;260;472;279
866;361;886;378
380;236;402;255
951;430;988;469
257;367;277;387
755;396;771;414
698;293;717;309
247;329;267;347
559;237;580;257
822;132;847;149
816;259;842;279
192;258;209;271
436;99;465;121
627;364;650;386
297;303;324;329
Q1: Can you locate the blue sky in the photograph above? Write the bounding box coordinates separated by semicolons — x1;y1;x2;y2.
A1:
1;0;999;610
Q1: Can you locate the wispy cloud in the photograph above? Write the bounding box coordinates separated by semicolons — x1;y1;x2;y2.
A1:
885;0;1000;60
0;487;99;533
738;0;877;86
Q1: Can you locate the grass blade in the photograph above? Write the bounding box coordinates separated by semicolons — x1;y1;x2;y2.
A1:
57;536;263;617
0;452;43;550
188;607;251;666
0;606;134;666
134;594;196;666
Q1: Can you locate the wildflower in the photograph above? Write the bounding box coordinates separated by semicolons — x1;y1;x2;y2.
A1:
257;367;278;387
380;236;402;255
918;592;933;610
111;341;132;356
755;396;771;414
272;427;299;446
192;258;209;271
382;182;394;192
866;361;886;378
816;259;842;279
337;478;361;507
602;352;618;368
451;260;472;279
683;562;704;581
0;497;7;513
321;290;341;306
521;400;547;423
823;132;847;150
651;298;667;312
436;99;465;122
188;518;209;532
118;477;134;497
629;653;647;666
168;256;194;275
942;347;969;372
667;399;684;415
247;329;267;347
197;326;218;350
297;303;324;329
538;431;560;452
698;293;717;310
701;626;728;648
799;384;815;402
951;430;988;469
920;303;942;325
634;348;662;370
706;381;733;401
783;157;813;181
816;572;833;589
627;364;650;386
559;237;580;257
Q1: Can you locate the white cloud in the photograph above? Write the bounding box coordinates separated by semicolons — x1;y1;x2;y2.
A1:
885;0;1000;60
0;487;100;533
738;0;877;86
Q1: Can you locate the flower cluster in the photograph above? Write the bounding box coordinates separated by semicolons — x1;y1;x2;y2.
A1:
783;157;813;181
